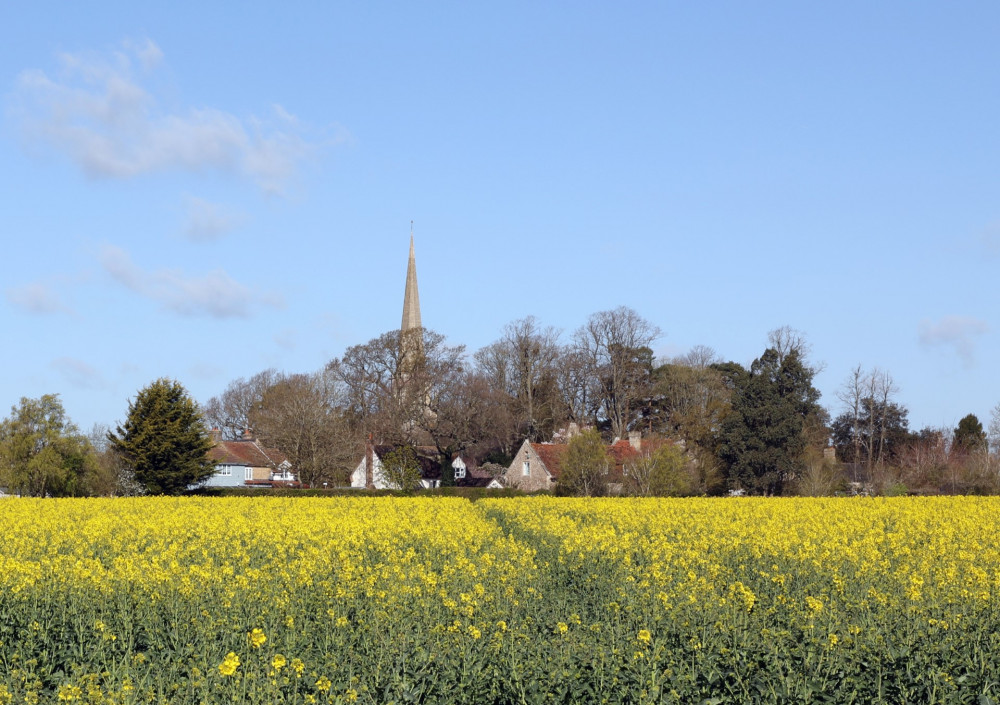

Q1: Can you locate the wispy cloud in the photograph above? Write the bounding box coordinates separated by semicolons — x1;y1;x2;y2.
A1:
13;39;324;194
99;244;283;318
6;282;71;314
274;328;297;350
51;357;105;390
122;37;163;70
181;195;244;241
982;221;1000;257
918;315;989;369
188;362;225;380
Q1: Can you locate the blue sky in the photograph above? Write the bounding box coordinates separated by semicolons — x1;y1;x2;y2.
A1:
2;2;998;435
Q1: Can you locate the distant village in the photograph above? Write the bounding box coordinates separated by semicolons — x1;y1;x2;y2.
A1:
4;235;1000;498
195;235;1000;499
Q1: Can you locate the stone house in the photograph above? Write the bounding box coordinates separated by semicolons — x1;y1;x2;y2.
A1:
504;433;643;492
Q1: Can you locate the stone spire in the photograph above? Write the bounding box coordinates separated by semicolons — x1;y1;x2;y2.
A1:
401;229;422;332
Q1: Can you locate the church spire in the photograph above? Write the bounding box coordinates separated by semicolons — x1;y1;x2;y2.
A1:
401;223;422;332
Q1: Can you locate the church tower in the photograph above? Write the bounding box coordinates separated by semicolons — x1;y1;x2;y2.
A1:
401;229;422;333
399;226;425;380
396;226;434;427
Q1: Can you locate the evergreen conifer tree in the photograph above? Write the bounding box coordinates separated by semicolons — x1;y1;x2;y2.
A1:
953;413;987;454
714;348;823;495
108;378;215;494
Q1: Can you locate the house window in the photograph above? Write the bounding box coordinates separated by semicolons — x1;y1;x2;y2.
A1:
454;464;466;480
217;465;232;477
522;461;530;476
245;467;253;482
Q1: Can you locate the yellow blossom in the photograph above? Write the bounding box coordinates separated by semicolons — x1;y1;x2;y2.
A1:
218;652;240;677
57;685;82;702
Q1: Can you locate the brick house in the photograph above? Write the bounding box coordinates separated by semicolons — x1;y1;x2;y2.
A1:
204;430;296;488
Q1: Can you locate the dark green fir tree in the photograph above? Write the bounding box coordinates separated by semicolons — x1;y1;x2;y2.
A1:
108;378;216;494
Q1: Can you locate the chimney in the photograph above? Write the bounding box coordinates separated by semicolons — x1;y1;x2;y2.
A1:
567;422;580;439
210;427;222;443
242;428;254;441
365;433;375;490
628;431;641;451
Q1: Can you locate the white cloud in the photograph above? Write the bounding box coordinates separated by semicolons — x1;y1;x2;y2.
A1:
182;196;244;241
5;282;70;314
13;39;319;194
918;315;989;369
122;37;163;70
51;357;105;390
99;244;284;318
272;103;299;126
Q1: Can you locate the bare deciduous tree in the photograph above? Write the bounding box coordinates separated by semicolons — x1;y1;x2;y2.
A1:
202;369;282;440
990;403;1000;454
327;328;466;446
416;369;500;466
988;403;1000;478
835;365;901;478
250;371;357;488
553;346;600;427
767;326;825;374
474;316;562;442
651;349;730;448
573;306;661;441
673;345;721;370
837;365;866;472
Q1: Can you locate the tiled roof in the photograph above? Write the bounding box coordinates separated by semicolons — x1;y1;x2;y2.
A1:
607;440;640;480
529;439;641;480
530;443;568;478
457;461;502;488
208;439;288;468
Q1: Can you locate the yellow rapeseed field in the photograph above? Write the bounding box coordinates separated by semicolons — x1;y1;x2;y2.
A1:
1;496;999;704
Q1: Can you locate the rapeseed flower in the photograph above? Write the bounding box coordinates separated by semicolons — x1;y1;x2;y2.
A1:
218;652;240;677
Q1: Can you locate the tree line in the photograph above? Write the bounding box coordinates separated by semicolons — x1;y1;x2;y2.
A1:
3;307;1000;496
